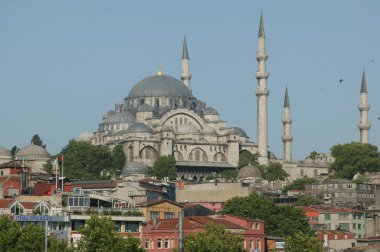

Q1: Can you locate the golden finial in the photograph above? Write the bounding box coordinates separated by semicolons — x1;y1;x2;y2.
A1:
156;65;164;76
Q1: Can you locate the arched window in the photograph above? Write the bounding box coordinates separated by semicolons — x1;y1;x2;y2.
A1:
174;151;183;161
213;152;226;162
140;146;158;161
189;148;208;162
128;145;134;162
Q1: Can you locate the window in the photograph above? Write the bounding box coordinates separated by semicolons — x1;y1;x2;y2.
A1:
164;212;175;219
257;239;261;249
353;223;356;229
145;239;150;249
115;221;121;232
71;220;85;231
339;214;349;220
324;213;331;220
128;191;134;196
157;238;162;249
256;223;260;230
312;217;318;222
150;211;160;220
249;239;254;249
358;224;362;230
125;222;139;232
164;238;169;248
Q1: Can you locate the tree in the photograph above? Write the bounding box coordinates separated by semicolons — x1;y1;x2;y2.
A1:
285;231;323;252
0;215;21;252
15;223;45;252
31;134;46;149
76;214;144;252
43;160;54;175
296;195;322;206
238;150;259;169
111;144;126;177
183;223;245;252
282;176;318;193
48;237;74;252
261;162;289;181
308;151;319;160
10;146;19;158
219;169;238;181
222;192;312;237
149;155;176;180
330;142;380;179
60;140;112;180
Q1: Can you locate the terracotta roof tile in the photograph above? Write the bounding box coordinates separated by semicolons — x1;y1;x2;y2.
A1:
0;199;14;208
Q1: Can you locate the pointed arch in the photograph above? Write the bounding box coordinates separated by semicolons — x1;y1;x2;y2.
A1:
139;146;158;160
213;152;226;162
173;151;183;161
189;148;208;162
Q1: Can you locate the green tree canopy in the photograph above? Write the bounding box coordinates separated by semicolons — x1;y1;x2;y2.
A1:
222;192;312;237
330;142;380;179
111;144;126;177
77;214;144;252
60;140;112;180
282;176;318;193
238;150;259;169
308;151;320;160
10;146;19;158
260;162;289;181
296;195;322;206
31;134;46;149
15;224;45;252
183;222;245;252
0;215;21;252
149;155;176;180
285;231;323;252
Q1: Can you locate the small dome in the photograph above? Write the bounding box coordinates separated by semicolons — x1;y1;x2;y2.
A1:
102;111;135;124
122;162;149;175
203;106;219;115
203;126;217;135
16;144;50;160
77;131;94;142
127;75;192;98
0;147;12;157
137;104;154;112
238;164;262;178
125;123;153;134
229;127;248;138
161;125;174;132
176;124;202;135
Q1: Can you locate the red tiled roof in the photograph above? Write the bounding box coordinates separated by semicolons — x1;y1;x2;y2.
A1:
319;208;365;213
191;216;244;229
297;206;320;213
0;199;14;208
145;199;183;208
19;201;37;209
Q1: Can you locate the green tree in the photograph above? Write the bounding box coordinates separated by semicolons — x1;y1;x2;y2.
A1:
31;134;46;149
238;150;259;169
43;160;54;175
285;231;323;252
15;224;45;252
48;237;74;252
111;144;126;177
149;155;176;180
308;151;319;160
76;214;144;252
330;142;380;179
296;195;322;206
60;140;112;180
10;146;19;158
183;223;245;252
261;162;289;181
222;192;312;237
282;176;318;193
219;169;238;181
0;215;21;252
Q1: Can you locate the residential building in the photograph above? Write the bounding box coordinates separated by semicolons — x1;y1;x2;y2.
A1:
140;199;183;222
316;230;356;250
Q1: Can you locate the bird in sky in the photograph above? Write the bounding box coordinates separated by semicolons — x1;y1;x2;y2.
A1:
339;79;344;83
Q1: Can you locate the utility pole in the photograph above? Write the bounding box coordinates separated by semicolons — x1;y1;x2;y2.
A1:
178;211;184;252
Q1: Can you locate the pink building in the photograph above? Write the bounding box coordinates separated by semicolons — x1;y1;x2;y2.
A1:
142;214;265;251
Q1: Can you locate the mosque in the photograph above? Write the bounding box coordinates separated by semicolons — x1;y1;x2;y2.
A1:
78;14;370;181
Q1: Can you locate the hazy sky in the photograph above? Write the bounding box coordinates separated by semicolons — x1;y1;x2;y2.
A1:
0;0;379;160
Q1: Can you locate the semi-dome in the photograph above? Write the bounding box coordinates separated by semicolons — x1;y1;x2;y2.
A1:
0;147;11;157
176;124;202;135
122;162;149;175
229;127;248;138
102;111;135;124
125;122;153;134
161;125;174;132
127;75;192;98
238;164;262;178
203;106;219;115
77;131;94;142
16;144;50;160
203;126;217;135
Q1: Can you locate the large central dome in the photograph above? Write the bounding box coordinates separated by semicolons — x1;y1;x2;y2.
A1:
127;75;192;98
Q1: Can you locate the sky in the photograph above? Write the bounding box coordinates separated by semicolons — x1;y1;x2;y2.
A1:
0;0;379;160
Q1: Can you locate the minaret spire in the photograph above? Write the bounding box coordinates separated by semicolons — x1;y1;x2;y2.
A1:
358;69;370;144
181;36;192;89
282;86;293;162
256;12;270;165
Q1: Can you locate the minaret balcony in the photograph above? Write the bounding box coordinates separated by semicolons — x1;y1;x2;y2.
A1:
255;87;270;96
358;123;371;130
181;72;192;80
358;104;370;111
256;72;269;79
281;135;293;142
256;52;268;61
282;118;292;124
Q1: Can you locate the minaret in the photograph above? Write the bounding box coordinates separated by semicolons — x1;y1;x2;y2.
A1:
282;86;293;162
181;36;192;89
256;13;270;166
358;70;370;144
